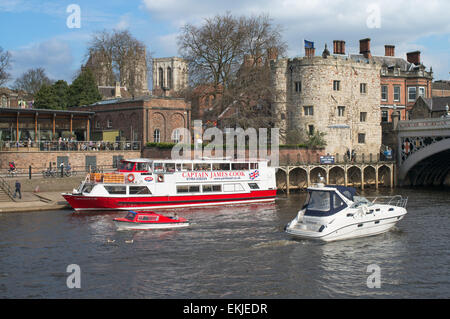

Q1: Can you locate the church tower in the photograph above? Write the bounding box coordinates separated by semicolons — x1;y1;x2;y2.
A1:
152;57;188;97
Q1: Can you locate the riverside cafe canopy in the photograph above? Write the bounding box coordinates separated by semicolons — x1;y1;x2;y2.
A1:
0;107;94;142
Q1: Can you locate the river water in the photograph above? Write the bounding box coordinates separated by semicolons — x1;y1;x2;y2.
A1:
0;187;449;299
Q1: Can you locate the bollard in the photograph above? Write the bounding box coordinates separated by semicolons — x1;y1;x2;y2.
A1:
29;165;32;179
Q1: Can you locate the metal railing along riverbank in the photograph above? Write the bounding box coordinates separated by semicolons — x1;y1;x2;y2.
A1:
0;140;141;152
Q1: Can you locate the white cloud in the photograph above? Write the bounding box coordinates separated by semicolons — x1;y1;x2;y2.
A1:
10;38;76;83
140;0;450;79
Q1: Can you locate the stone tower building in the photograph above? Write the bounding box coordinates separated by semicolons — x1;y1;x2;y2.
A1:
152;57;188;97
270;43;382;157
84;47;149;98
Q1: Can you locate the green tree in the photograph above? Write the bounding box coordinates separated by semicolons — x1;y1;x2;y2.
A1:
306;130;327;149
67;68;102;106
34;84;58;109
34;80;70;109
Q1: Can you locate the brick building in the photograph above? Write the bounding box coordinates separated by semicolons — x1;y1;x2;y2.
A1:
270;41;382;156
69;96;191;145
432;80;450;97
349;39;433;122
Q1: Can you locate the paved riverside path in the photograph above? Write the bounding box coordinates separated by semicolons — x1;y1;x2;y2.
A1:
0;176;84;213
0;191;71;213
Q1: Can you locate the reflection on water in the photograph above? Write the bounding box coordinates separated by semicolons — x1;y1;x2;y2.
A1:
0;187;449;298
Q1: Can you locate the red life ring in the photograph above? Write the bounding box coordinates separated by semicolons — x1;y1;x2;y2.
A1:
127;174;135;182
157;174;164;183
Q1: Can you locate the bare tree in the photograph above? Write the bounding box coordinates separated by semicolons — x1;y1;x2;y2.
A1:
0;47;12;86
85;30;150;97
178;13;286;128
13;67;53;95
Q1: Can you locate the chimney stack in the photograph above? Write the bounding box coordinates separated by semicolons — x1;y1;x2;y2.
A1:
305;47;315;58
359;38;372;59
333;40;346;55
406;51;421;65
385;45;395;57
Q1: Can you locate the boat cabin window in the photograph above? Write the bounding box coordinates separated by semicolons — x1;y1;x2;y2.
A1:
129;186;152;195
248;183;259;190
138;215;159;222
194;163;211;171
182;163;192;171
104;185;127;195
176;185;201;193
307;191;331;212
232;163;249;170
202;184;222;192
135;162;149;172
304;190;348;216
223;183;244;192
165;163;176;172
153;162;164;172
119;161;135;171
250;163;258;169
212;163;230;170
81;184;94;194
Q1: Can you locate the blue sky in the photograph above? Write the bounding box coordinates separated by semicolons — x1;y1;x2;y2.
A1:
1;0;449;87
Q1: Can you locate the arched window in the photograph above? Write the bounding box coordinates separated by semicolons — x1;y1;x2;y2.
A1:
153;129;160;143
172;128;180;143
158;67;164;88
167;67;172;89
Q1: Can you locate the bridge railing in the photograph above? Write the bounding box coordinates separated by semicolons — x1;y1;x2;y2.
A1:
278;152;395;166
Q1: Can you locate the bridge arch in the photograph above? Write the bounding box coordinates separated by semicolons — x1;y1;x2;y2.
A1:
399;138;450;183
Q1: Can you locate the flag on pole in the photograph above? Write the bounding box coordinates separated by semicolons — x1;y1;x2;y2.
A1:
304;40;314;49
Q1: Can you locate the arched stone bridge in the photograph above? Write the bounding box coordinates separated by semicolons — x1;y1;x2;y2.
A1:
397;117;450;186
276;162;395;193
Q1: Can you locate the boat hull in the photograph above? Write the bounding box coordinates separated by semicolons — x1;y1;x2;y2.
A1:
114;220;190;230
63;190;277;212
286;213;406;242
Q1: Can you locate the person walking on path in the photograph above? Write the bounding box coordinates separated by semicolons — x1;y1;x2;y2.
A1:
14;180;21;199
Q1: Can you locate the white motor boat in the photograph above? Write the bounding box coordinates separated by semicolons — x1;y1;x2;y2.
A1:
285;184;408;242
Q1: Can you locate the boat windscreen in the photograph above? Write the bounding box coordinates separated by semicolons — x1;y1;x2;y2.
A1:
304;190;348;217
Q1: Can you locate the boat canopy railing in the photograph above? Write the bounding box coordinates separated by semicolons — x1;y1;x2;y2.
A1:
365;195;408;208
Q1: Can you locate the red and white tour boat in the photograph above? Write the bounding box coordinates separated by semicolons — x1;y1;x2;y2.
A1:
113;211;190;230
62;158;277;212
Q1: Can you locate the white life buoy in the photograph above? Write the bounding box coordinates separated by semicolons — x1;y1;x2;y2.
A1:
157;174;164;183
127;174;135;183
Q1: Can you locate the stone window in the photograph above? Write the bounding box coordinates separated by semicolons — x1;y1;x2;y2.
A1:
338;106;345;117
394;86;401;102
154;129;160;143
294;81;302;92
303;106;314;116
408;87;417;102
167;67;172;89
158;67;164;88
381;85;388;101
308;125;314;135
106;118;112;128
360;83;367;94
333;80;340;91
358;133;366;144
360;112;367;122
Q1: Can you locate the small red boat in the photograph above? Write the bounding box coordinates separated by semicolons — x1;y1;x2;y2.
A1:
113;211;190;230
